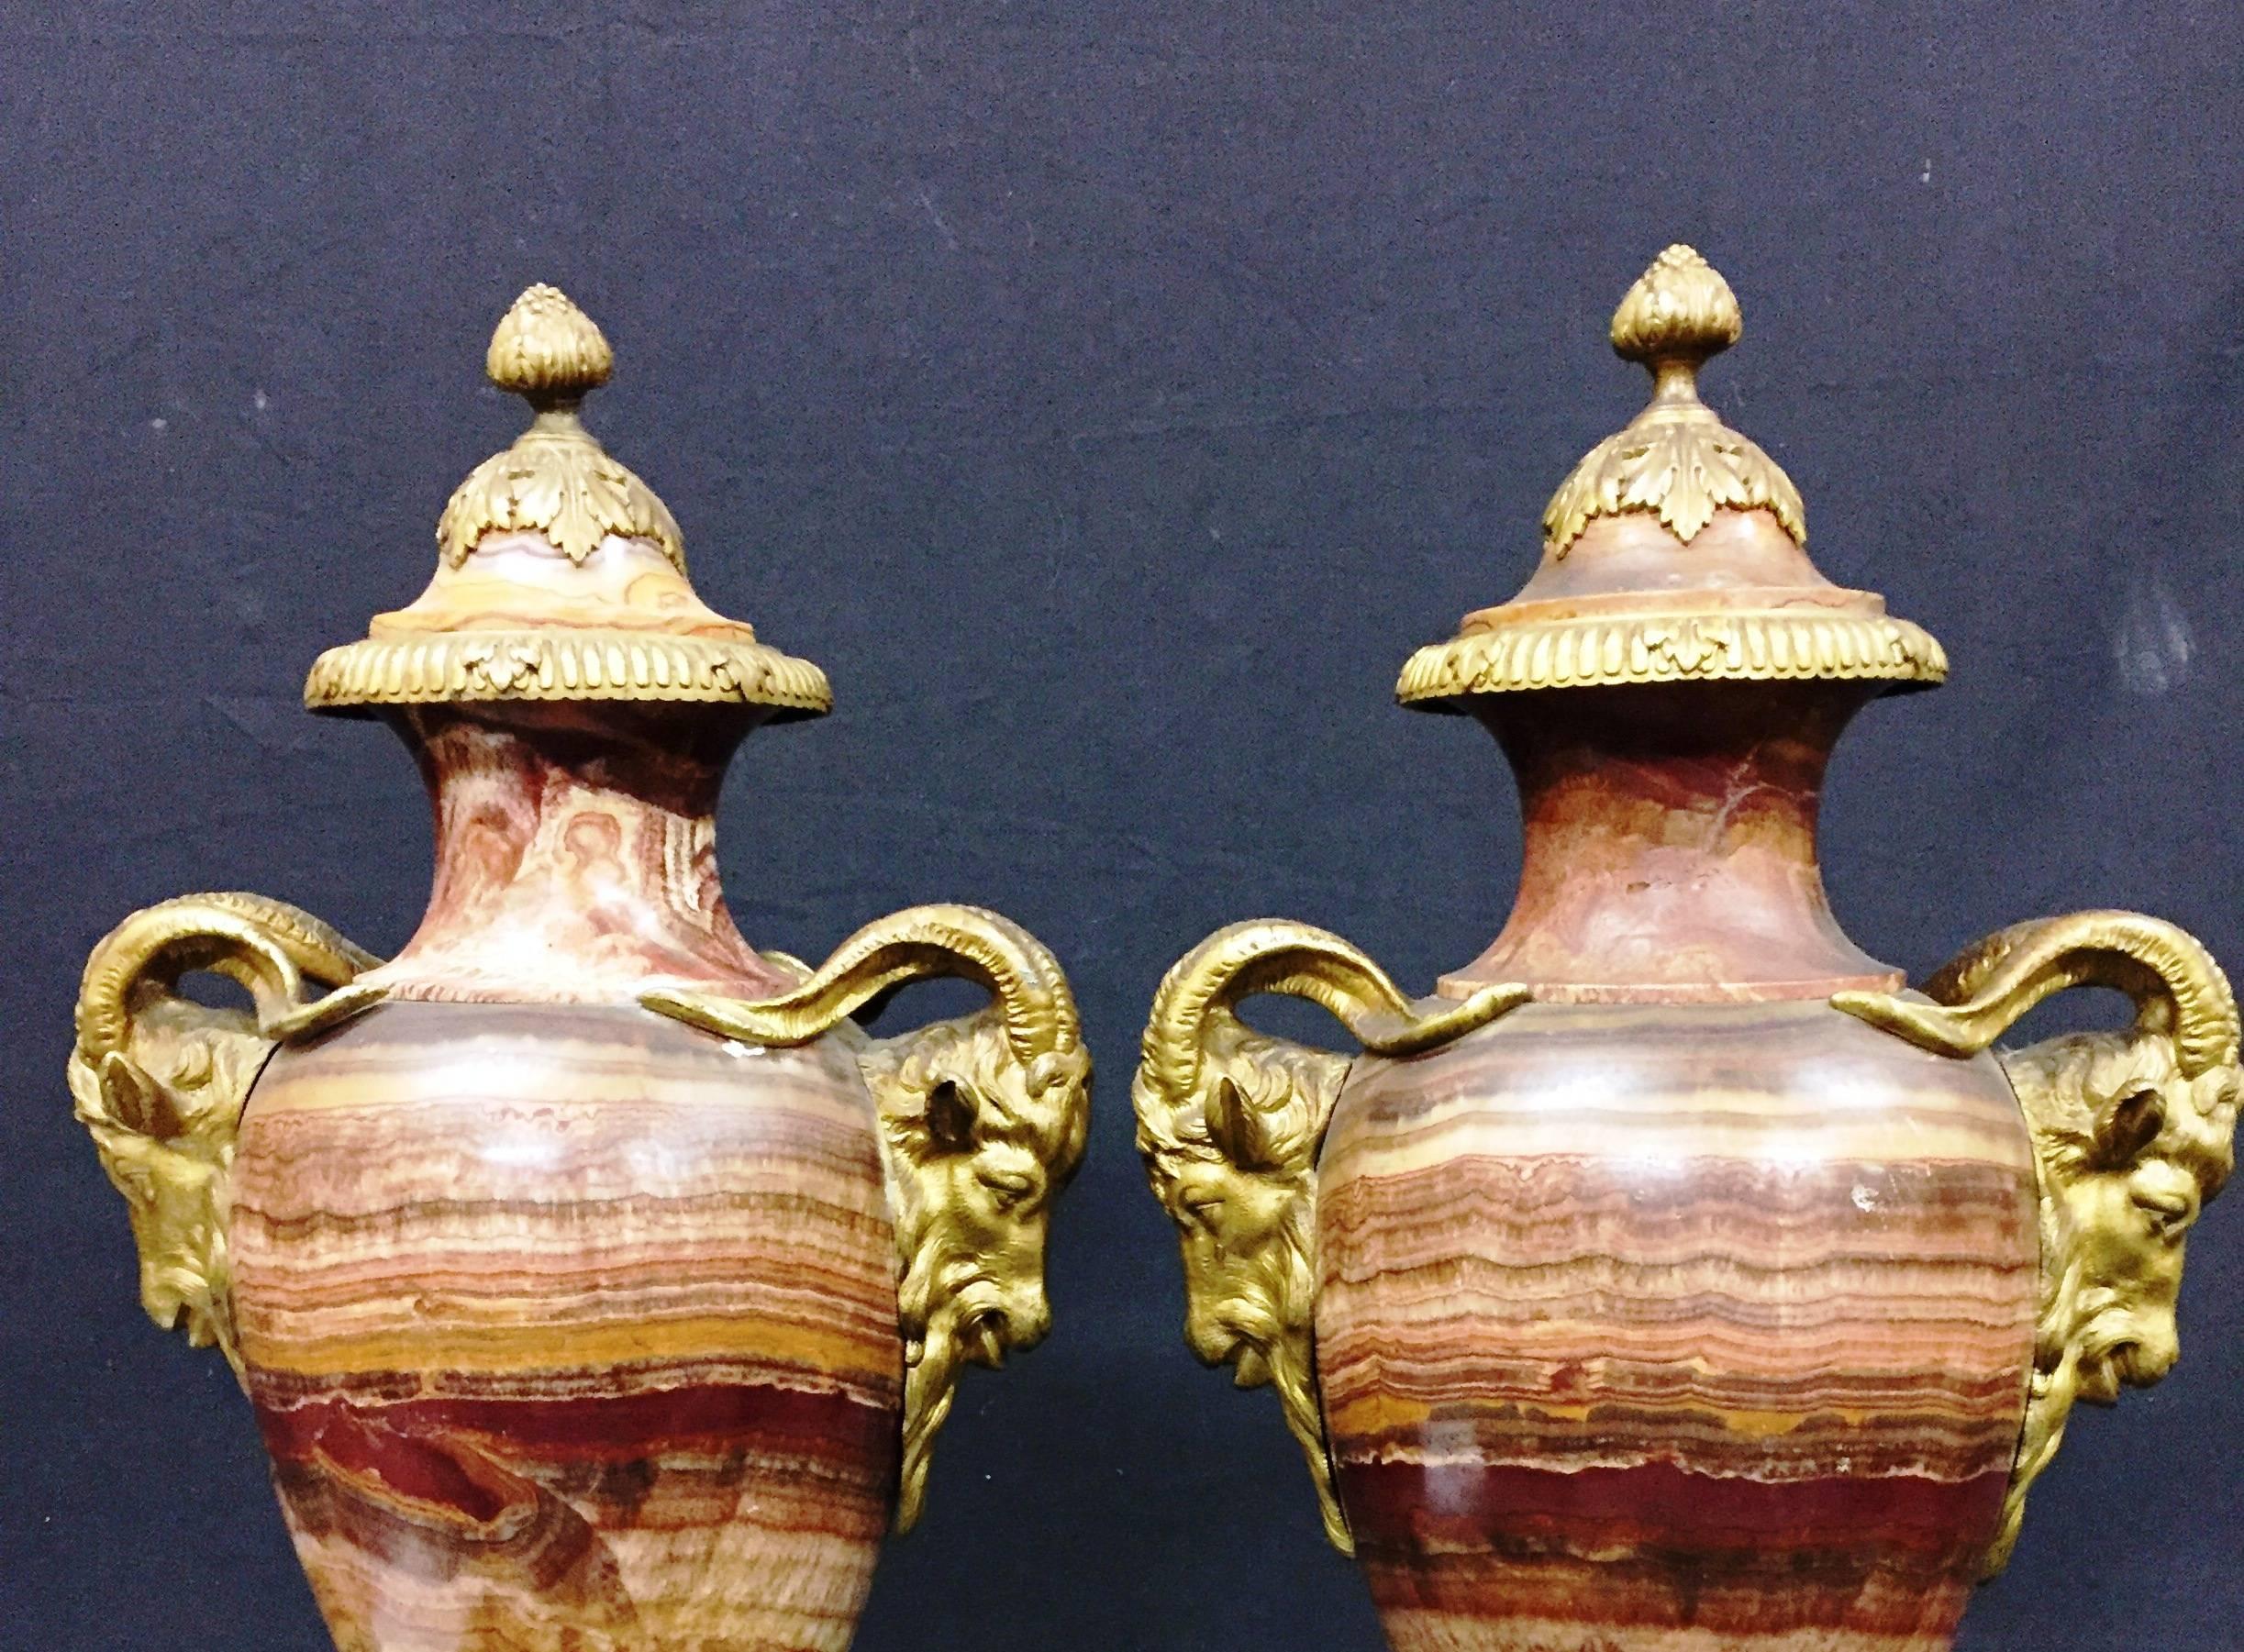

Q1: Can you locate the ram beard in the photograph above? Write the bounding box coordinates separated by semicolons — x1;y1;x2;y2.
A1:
2074;1311;2172;1401
896;1309;968;1532
1213;1212;1329;1483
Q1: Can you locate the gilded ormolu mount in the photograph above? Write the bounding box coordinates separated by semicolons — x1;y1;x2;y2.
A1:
1835;911;2239;1575
643;902;1093;1529
1399;246;1943;705
1137;245;2238;1651
68;893;383;1373
1133;925;1532;1551
72;284;1088;1650
304;284;827;715
439;282;683;568
1541;242;1805;552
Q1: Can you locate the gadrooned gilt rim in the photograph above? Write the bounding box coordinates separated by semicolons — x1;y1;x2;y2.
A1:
1396;610;1948;708
304;629;833;717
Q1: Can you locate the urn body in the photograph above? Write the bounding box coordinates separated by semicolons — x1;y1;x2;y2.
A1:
234;1005;904;1652
1319;1003;2038;1651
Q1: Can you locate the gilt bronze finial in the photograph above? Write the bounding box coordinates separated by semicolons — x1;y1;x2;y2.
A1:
304;281;829;717
1398;243;1941;707
1609;243;1744;377
434;282;683;570
484;283;616;408
1542;243;1805;553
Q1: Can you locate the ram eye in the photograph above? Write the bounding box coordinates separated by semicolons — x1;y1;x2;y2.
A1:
2095;1087;2166;1168
2134;1184;2195;1233
978;1167;1036;1206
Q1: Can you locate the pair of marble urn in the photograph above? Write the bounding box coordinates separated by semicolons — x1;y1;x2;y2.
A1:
72;249;2237;1652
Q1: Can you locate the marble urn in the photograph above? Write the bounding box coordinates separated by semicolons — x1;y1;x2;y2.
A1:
1133;246;2239;1652
70;285;1090;1651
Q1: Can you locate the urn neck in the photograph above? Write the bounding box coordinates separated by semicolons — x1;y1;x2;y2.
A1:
1441;682;1901;1004
359;704;797;1004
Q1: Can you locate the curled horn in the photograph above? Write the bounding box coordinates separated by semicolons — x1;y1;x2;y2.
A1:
1141;922;1412;1102
1839;910;2239;1074
647;904;1080;1060
1142;920;1527;1099
1927;912;2238;1077
77;893;379;1062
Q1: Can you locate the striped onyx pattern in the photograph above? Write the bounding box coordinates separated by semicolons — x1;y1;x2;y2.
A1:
1317;1001;2038;1652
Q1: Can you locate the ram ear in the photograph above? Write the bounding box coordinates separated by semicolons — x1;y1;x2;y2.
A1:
2093;1086;2166;1170
925;1079;978;1153
98;1052;181;1139
1204;1075;1274;1171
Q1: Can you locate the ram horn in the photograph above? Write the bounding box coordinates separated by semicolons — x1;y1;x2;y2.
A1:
77;893;380;1063
1140;919;1527;1102
1838;911;2238;1076
646;904;1079;1064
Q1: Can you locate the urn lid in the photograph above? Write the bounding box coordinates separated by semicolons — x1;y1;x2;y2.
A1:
1396;245;1945;709
305;284;830;718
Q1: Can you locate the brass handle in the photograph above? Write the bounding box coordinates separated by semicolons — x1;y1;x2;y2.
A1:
1834;911;2240;1575
69;893;383;1374
1133;919;1528;1554
644;904;1090;1533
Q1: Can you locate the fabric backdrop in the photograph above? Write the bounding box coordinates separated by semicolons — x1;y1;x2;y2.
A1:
3;3;2238;1647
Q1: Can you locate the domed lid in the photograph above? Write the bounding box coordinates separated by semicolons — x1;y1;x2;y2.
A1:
305;284;830;718
1397;245;1945;710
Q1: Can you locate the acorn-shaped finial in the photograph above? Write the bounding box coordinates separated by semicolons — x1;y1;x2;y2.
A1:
1538;244;1804;552
432;283;683;568
1396;242;1946;713
1609;244;1743;378
485;283;614;409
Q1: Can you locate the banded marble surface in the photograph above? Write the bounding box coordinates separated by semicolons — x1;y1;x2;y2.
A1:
1317;1001;2038;1652
232;1002;903;1651
1450;682;1898;1004
361;704;799;1006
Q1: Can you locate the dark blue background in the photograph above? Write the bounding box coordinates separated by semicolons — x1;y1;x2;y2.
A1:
3;3;2238;1646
